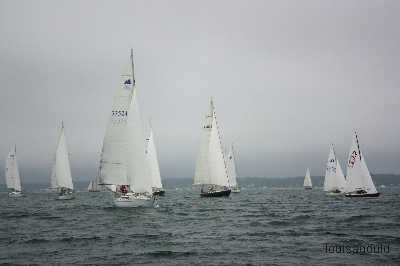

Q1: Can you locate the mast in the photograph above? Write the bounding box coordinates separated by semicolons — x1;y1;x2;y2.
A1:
131;48;135;86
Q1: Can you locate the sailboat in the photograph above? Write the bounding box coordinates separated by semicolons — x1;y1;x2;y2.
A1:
193;98;231;197
344;132;380;197
303;168;312;189
323;144;346;195
52;122;74;200
227;144;240;193
5;145;23;197
99;49;154;207
145;123;165;196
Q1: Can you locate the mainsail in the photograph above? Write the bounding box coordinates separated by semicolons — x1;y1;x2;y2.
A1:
145;125;163;189
227;144;238;188
303;168;312;188
345;132;377;194
323;144;346;192
193;99;230;187
53;122;73;190
99;49;152;194
5;145;21;192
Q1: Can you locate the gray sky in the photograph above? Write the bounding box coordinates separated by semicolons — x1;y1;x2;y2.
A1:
0;0;399;182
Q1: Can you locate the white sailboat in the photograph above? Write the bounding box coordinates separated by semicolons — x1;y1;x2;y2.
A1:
345;132;380;197
99;49;154;207
323;144;346;195
227;144;240;193
303;168;312;189
145;123;164;196
193;98;231;197
5;145;23;197
52;122;74;200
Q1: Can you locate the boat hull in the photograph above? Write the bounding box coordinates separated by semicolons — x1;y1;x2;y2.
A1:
57;194;75;200
113;194;153;208
201;189;231;197
8;192;23;198
345;192;380;198
153;190;165;196
304;187;312;190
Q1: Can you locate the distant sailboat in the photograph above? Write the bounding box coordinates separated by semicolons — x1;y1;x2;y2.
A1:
193;98;231;197
145;123;164;196
323;144;346;195
99;49;154;207
5;145;23;197
345;132;380;197
227;144;240;193
52;122;74;200
303;168;312;189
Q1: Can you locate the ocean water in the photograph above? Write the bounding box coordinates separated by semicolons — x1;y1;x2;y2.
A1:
1;180;399;265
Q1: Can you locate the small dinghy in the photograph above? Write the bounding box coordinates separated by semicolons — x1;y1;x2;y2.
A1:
303;168;312;190
145;123;165;196
98;49;155;207
345;132;380;198
227;144;240;193
323;144;346;195
51;122;75;200
193;98;231;197
5;145;23;197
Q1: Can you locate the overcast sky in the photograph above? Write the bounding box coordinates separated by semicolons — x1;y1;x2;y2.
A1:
0;0;399;182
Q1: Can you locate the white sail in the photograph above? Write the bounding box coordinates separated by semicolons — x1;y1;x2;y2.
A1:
227;144;238;188
303;168;312;188
99;54;134;186
345;132;377;194
53;122;73;190
5;146;21;192
88;180;93;191
125;89;153;194
194;99;230;187
323;145;346;192
145;125;163;189
49;164;57;189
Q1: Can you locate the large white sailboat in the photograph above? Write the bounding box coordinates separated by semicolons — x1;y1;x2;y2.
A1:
52;122;74;200
323;144;346;195
345;132;380;197
145;124;164;196
303;168;312;190
99;49;154;207
5;145;23;197
193;98;231;197
227;144;240;193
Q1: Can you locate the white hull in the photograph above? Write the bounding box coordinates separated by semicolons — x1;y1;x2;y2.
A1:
8;191;23;198
231;187;240;193
113;193;153;208
57;193;75;200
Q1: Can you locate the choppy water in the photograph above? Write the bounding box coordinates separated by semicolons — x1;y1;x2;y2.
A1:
1;182;399;265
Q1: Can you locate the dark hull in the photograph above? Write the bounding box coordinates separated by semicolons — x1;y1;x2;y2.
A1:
201;189;231;197
345;192;380;198
153;190;165;196
304;187;312;190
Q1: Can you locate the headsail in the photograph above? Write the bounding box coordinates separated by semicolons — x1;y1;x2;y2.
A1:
145;123;163;189
227;144;238;188
5;145;21;192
